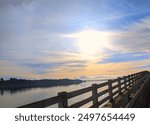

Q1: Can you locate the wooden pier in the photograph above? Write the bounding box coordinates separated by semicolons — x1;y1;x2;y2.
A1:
18;71;150;108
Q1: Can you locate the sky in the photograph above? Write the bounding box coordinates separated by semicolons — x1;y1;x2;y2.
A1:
0;0;150;79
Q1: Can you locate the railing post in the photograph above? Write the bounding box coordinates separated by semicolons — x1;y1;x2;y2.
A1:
108;80;115;106
58;92;68;108
134;74;137;84
130;75;135;86
124;76;128;90
129;75;132;86
92;84;98;107
118;77;122;95
127;75;132;85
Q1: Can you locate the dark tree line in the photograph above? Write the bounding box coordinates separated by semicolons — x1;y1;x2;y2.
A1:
0;78;83;91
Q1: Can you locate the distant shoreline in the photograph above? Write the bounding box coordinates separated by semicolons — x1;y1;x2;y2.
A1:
0;78;83;91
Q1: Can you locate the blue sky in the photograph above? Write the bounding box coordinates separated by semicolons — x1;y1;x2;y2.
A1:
0;0;150;79
100;52;150;63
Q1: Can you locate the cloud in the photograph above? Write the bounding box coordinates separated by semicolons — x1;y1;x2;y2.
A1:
0;48;88;77
0;0;150;79
113;17;150;52
134;64;150;69
0;60;35;79
25;60;87;74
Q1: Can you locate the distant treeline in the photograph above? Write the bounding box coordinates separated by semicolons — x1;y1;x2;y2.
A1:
0;78;83;90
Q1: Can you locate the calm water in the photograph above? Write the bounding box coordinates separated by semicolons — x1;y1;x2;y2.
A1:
0;80;108;108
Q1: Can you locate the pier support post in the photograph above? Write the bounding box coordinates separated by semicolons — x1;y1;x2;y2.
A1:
128;75;132;87
58;92;68;108
124;76;128;90
131;75;134;84
118;77;122;95
92;84;98;107
108;80;115;107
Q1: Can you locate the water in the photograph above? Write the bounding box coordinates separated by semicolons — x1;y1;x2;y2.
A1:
0;80;107;108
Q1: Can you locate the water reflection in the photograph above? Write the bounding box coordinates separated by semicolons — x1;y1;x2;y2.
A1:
0;80;107;107
0;83;82;96
0;90;4;96
0;88;34;95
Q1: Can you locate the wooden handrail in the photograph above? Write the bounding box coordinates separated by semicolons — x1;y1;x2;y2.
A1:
17;71;149;108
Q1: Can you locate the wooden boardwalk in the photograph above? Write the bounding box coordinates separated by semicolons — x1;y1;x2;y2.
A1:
18;71;150;108
131;72;150;108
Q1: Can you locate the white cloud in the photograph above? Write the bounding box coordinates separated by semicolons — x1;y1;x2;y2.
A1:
113;17;150;52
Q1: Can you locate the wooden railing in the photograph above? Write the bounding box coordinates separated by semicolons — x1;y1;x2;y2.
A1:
18;71;149;108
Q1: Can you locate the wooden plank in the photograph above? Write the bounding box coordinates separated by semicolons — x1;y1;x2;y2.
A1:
18;96;58;108
112;89;120;97
101;97;112;106
121;86;126;91
69;96;93;108
111;79;118;83
126;74;150;107
112;84;119;90
90;96;110;108
120;79;130;85
97;81;108;88
67;86;92;99
97;89;109;97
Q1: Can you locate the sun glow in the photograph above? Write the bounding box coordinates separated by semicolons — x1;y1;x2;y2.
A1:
65;30;112;55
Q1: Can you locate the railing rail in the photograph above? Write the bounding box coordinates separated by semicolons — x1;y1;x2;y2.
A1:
18;71;149;108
